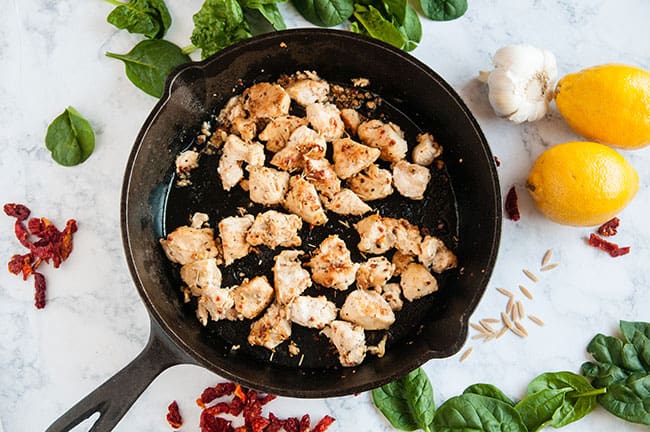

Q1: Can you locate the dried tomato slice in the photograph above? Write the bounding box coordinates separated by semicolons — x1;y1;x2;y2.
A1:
166;401;183;429
299;414;310;432
200;411;233;432
597;217;620;237
313;415;336;432
3;203;30;221
505;186;520;221
588;233;630;257
204;402;230;416
258;393;277;406
283;417;299;432
34;272;46;309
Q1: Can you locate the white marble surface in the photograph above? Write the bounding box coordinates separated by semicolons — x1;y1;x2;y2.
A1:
1;1;649;431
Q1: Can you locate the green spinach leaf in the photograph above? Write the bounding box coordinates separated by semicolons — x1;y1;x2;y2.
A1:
620;321;650;368
105;0;171;39
45;107;95;167
463;384;515;406
515;388;571;432
432;393;527;432
106;40;191;97
291;0;354;27
582;361;630;388
371;368;435;431
419;0;467;21
400;4;422;50
598;372;650;425
352;4;407;49
239;0;287;30
587;333;646;373
190;0;252;59
381;0;406;24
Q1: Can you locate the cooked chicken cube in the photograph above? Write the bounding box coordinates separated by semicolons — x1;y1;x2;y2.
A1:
324;188;372;216
347;164;394;201
175;150;199;175
190;212;209;229
392;250;415;276
400;263;438;301
289;295;337;329
247;166;290;205
308;235;359;290
340;289;395;330
303;157;341;199
356;257;395;290
321;320;366;367
357;119;408;162
160;226;220;265
273;250;312;304
218;135;265;190
259;116;308;152
180;258;222;297
232;276;275;320
332;138;380;179
217;95;246;126
340;108;361;135
412;132;442;166
305;103;345;141
242;82;291;119
419;235;458;274
284;76;330;106
393;160;431;200
248;302;292;350
231;117;257;141
271;126;327;173
218;215;255;266
246;211;302;249
382;283;403;311
283;176;328;226
196;286;235;325
386;218;422;256
355;214;395;254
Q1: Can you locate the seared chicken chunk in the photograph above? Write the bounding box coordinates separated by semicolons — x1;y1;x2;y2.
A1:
340;289;395;330
393;160;431;200
357;119;408;162
308;235;359;291
175;150;199;175
273;250;312;304
332;138;380;179
218;135;265;190
284;75;330;106
247;166;290;205
231;117;257;141
218;215;255;266
400;263;438;301
392;250;415;276
306;103;345;141
160;226;220;265
355;214;395;255
190;212;209;229
347;164;394;201
321;320;366;367
180;258;222;297
382;283;403;311
196;286;235;325
242;82;291;119
303;157;341;199
340;108;361;135
386;218;422;256
259;115;308;152
246;210;302;249
232;276;275;320
217;95;246;126
289;295;337;329
412;132;442;166
356;257;395;291
419;235;458;274
248;302;292;350
283;176;328;226
271;126;327;172
325;188;372;216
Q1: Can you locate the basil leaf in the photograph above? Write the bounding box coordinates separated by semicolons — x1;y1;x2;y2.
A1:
240;0;287;30
291;0;354;27
598;373;650;425
352;4;407;49
371;368;435;431
106;40;191;98
105;0;171;39
620;321;650;368
419;0;467;21
463;384;515;406
432;393;527;432
45;107;95;167
515;388;570;432
190;0;252;59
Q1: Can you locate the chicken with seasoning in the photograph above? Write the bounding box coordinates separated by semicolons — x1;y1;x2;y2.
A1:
308;235;359;291
321;320;367;367
246;210;302;249
273;250;312;304
289;295;337;329
219;215;254;266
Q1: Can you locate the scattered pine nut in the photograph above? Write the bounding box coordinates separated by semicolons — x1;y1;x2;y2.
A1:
542;249;552;266
528;315;545;326
460;347;473;362
496;287;514;298
541;263;559;272
519;285;534;300
523;269;539;283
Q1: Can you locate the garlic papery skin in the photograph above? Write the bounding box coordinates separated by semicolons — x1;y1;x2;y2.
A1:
479;44;558;124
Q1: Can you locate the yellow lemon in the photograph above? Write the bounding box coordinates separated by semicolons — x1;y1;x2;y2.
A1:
526;141;639;226
555;64;650;149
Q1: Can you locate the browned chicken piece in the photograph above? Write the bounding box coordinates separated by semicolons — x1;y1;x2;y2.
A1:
347;164;394;201
355;214;395;255
289;295;337;329
340;289;395;330
196;286;235;325
400;263;438;301
284;75;330;106
246;210;302;249
273;250;312;304
412;132;442;166
259;115;308;152
381;283;403;312
283;176;328;226
419;235;458;274
180;258;222;297
175;150;199;175
248;302;292;350
217;95;246;126
160;226;221;265
247;166;290;206
332;138;381;179
308;235;359;290
218;215;255;266
303;157;341;199
356;257;395;291
357;119;408;162
386;217;422;256
324;188;372;216
392;160;431;200
392;250;415;276
340;108;361;135
242;82;291;119
231;117;257;142
218;134;265;191
190;212;209;229
232;276;275;320
306;102;345;141
321;320;366;367
271;126;327;173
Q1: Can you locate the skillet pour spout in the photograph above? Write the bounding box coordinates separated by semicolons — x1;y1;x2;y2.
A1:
46;29;501;432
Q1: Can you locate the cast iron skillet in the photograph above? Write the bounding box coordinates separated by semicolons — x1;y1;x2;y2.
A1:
47;29;501;432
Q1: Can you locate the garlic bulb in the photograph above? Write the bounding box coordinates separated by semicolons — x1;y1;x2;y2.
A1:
479;45;558;123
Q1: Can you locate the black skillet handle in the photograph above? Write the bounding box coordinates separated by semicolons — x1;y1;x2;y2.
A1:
45;319;192;432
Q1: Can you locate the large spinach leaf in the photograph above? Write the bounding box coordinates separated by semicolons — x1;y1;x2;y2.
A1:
620;321;650;368
105;0;171;39
190;0;253;59
291;0;354;27
432;393;527;432
45;107;95;167
463;384;515;406
352;4;407;49
106;40;191;97
400;5;422;51
239;0;287;30
419;0;467;21
598;373;650;425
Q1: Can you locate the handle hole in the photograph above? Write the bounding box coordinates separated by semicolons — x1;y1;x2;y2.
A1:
70;412;100;432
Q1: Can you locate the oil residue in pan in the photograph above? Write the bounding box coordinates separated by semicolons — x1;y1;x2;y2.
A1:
163;86;459;369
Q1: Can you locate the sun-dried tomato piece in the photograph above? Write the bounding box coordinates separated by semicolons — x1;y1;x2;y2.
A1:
588;233;630;257
34;272;46;309
312;415;336;432
228;397;244;416
204;402;230;416
14;220;32;248
243;400;263;426
283;417;299;432
8;253;36;279
234;384;247;402
597;217;620;237
166;401;183;429
299;414;310;432
200;411;233;432
505;186;520;221
258;393;276;406
3;203;31;221
233;427;247;432
249;416;270;432
266;413;284;432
